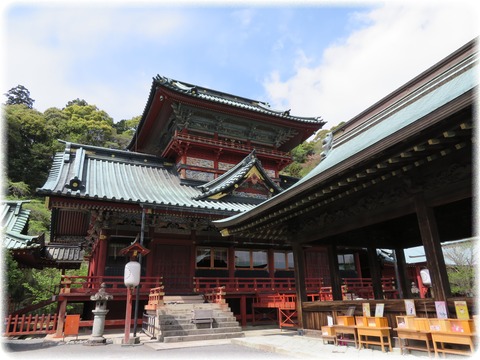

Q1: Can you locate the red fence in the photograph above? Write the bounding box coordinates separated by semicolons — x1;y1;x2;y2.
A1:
4;314;58;336
193;277;325;293
59;275;163;294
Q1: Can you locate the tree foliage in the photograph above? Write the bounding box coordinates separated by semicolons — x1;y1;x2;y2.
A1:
443;240;476;297
3;88;141;197
4;85;35;108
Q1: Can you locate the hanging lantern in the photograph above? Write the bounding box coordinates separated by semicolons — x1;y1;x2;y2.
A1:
124;261;141;288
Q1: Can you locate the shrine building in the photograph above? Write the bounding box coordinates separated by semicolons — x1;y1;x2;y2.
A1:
28;38;476;333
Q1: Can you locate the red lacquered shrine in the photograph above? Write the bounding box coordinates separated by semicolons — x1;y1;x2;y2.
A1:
36;75;327;328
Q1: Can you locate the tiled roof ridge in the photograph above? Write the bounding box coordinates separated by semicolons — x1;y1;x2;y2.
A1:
154;75;323;124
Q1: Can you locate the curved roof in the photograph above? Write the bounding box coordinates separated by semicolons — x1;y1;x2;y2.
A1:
1;201;43;250
154;75;323;124
37;141;257;215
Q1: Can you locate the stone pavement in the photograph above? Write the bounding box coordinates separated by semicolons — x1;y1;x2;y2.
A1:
33;325;473;359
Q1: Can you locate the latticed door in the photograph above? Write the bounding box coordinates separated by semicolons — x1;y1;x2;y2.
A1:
153;244;192;294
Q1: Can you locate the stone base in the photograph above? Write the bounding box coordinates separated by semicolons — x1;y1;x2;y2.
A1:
120;336;141;346
84;336;107;346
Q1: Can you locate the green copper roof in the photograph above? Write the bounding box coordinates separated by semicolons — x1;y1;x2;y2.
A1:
37;141;257;214
1;201;44;250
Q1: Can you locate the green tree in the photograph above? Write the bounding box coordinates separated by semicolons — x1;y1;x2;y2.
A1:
22;264;88;314
4;85;35;108
5;251;33;311
112;116;141;149
62;102;114;146
443;240;476;297
5;104;53;191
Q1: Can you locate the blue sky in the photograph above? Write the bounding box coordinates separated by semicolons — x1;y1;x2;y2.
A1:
1;0;479;129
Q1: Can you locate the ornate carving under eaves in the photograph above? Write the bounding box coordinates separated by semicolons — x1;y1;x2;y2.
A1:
153;215;212;232
171;103;193;131
85;210;110;249
274;128;298;148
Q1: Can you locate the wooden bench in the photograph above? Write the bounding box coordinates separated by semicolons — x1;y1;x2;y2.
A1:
191;309;214;328
356;326;392;352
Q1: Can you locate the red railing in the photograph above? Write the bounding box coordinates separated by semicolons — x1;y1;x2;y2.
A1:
144;286;165;311
59;275;163;295
204;286;227;304
193;277;324;293
342;277;398;299
4;314;58;336
253;293;297;309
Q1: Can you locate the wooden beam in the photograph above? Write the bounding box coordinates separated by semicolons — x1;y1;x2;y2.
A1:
414;194;451;302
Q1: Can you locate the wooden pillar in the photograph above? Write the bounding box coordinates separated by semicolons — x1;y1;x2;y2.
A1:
267;249;275;278
95;230;108;278
393;247;408;298
240;295;247;327
124;287;133;343
327;245;343;300
55;298;68;337
367;247;383;299
414;195;451;301
228;246;235;278
292;242;307;329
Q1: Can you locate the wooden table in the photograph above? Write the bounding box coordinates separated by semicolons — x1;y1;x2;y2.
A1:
356;326;392;352
394;327;433;357
332;325;358;348
431;331;476;357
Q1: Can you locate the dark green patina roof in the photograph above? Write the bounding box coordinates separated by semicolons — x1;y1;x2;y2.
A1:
1;201;43;250
37;141;259;214
214;41;478;234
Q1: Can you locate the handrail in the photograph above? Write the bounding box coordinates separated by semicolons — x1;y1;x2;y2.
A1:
192;277;324;293
59;275;163;294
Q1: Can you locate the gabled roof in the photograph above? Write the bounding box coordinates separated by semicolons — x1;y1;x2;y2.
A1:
37;141;257;215
195;150;283;200
1;201;44;250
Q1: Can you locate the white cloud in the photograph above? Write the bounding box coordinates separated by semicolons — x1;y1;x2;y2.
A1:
3;6;188;120
263;2;480;129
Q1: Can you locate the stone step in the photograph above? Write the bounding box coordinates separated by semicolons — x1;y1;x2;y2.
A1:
158;318;238;328
163;295;204;304
160;303;222;310
158;310;234;318
162;326;243;338
163;331;245;343
160;321;241;331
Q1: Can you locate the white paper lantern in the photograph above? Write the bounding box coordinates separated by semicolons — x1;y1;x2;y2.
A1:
124;261;141;287
420;269;431;286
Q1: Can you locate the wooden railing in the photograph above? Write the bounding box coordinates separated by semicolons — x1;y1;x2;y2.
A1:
204;286;227;304
144;286;165;311
253;293;297;309
59;275;163;295
193;277;324;293
342;277;398;299
3;314;58;336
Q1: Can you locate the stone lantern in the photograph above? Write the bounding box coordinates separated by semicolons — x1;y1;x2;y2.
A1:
86;283;113;345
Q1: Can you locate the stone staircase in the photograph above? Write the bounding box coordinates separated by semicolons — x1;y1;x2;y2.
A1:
153;295;244;343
